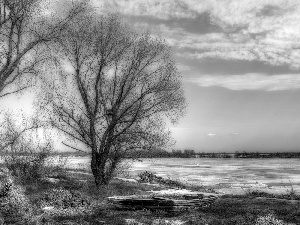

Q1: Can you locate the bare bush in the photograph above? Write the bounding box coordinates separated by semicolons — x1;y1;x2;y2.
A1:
0;168;34;224
255;214;295;225
0;113;55;183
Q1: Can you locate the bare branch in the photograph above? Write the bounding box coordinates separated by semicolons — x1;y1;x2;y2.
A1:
61;141;88;153
0;84;30;97
0;0;86;98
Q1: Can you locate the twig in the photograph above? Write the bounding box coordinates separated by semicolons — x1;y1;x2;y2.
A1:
61;141;88;153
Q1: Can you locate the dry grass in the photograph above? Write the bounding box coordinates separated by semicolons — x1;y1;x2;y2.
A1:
0;168;299;224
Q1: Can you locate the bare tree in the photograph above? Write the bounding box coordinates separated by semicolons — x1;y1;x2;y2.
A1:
49;14;186;185
0;111;56;184
0;0;85;98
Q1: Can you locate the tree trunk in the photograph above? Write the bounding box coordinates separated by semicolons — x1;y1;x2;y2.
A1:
91;151;109;186
92;169;108;186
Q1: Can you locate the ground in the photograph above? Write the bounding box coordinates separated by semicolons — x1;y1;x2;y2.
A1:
1;168;300;224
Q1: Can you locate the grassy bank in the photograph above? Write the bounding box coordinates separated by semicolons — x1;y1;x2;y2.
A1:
0;169;300;224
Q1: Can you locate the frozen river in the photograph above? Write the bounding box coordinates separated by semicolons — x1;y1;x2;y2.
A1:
61;157;300;194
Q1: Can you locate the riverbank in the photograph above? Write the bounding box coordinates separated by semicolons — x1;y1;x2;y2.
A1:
1;169;299;224
39;156;300;195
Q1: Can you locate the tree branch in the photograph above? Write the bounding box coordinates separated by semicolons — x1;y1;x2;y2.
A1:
61;141;88;153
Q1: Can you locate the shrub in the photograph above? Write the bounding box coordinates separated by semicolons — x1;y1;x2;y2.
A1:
3;143;69;184
137;171;188;189
255;214;295;225
114;160;132;178
0;170;36;224
244;189;300;200
40;187;90;209
0;113;62;183
42;154;69;179
138;171;157;183
5;151;49;181
4;147;51;184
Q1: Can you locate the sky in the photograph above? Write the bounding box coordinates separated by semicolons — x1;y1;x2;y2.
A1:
3;0;300;152
90;0;300;152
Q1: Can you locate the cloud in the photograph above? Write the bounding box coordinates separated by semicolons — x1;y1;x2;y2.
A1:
208;133;216;136
190;73;300;91
91;0;197;20
90;0;300;69
133;15;300;68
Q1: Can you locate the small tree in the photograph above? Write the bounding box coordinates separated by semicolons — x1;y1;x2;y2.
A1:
0;112;53;182
0;112;40;153
49;14;186;185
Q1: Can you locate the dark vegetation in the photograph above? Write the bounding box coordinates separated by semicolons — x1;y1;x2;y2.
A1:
244;189;300;200
137;171;216;192
233;151;300;158
130;149;300;158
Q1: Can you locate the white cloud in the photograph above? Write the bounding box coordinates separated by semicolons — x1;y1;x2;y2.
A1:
135;22;300;68
191;1;300;68
181;50;257;61
190;73;300;91
90;0;300;69
91;0;197;19
208;133;216;136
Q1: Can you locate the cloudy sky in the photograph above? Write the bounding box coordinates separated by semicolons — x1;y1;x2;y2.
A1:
89;0;300;152
3;0;300;152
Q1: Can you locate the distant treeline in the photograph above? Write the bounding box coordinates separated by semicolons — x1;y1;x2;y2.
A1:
128;149;300;158
131;149;197;158
232;151;300;158
54;150;300;158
